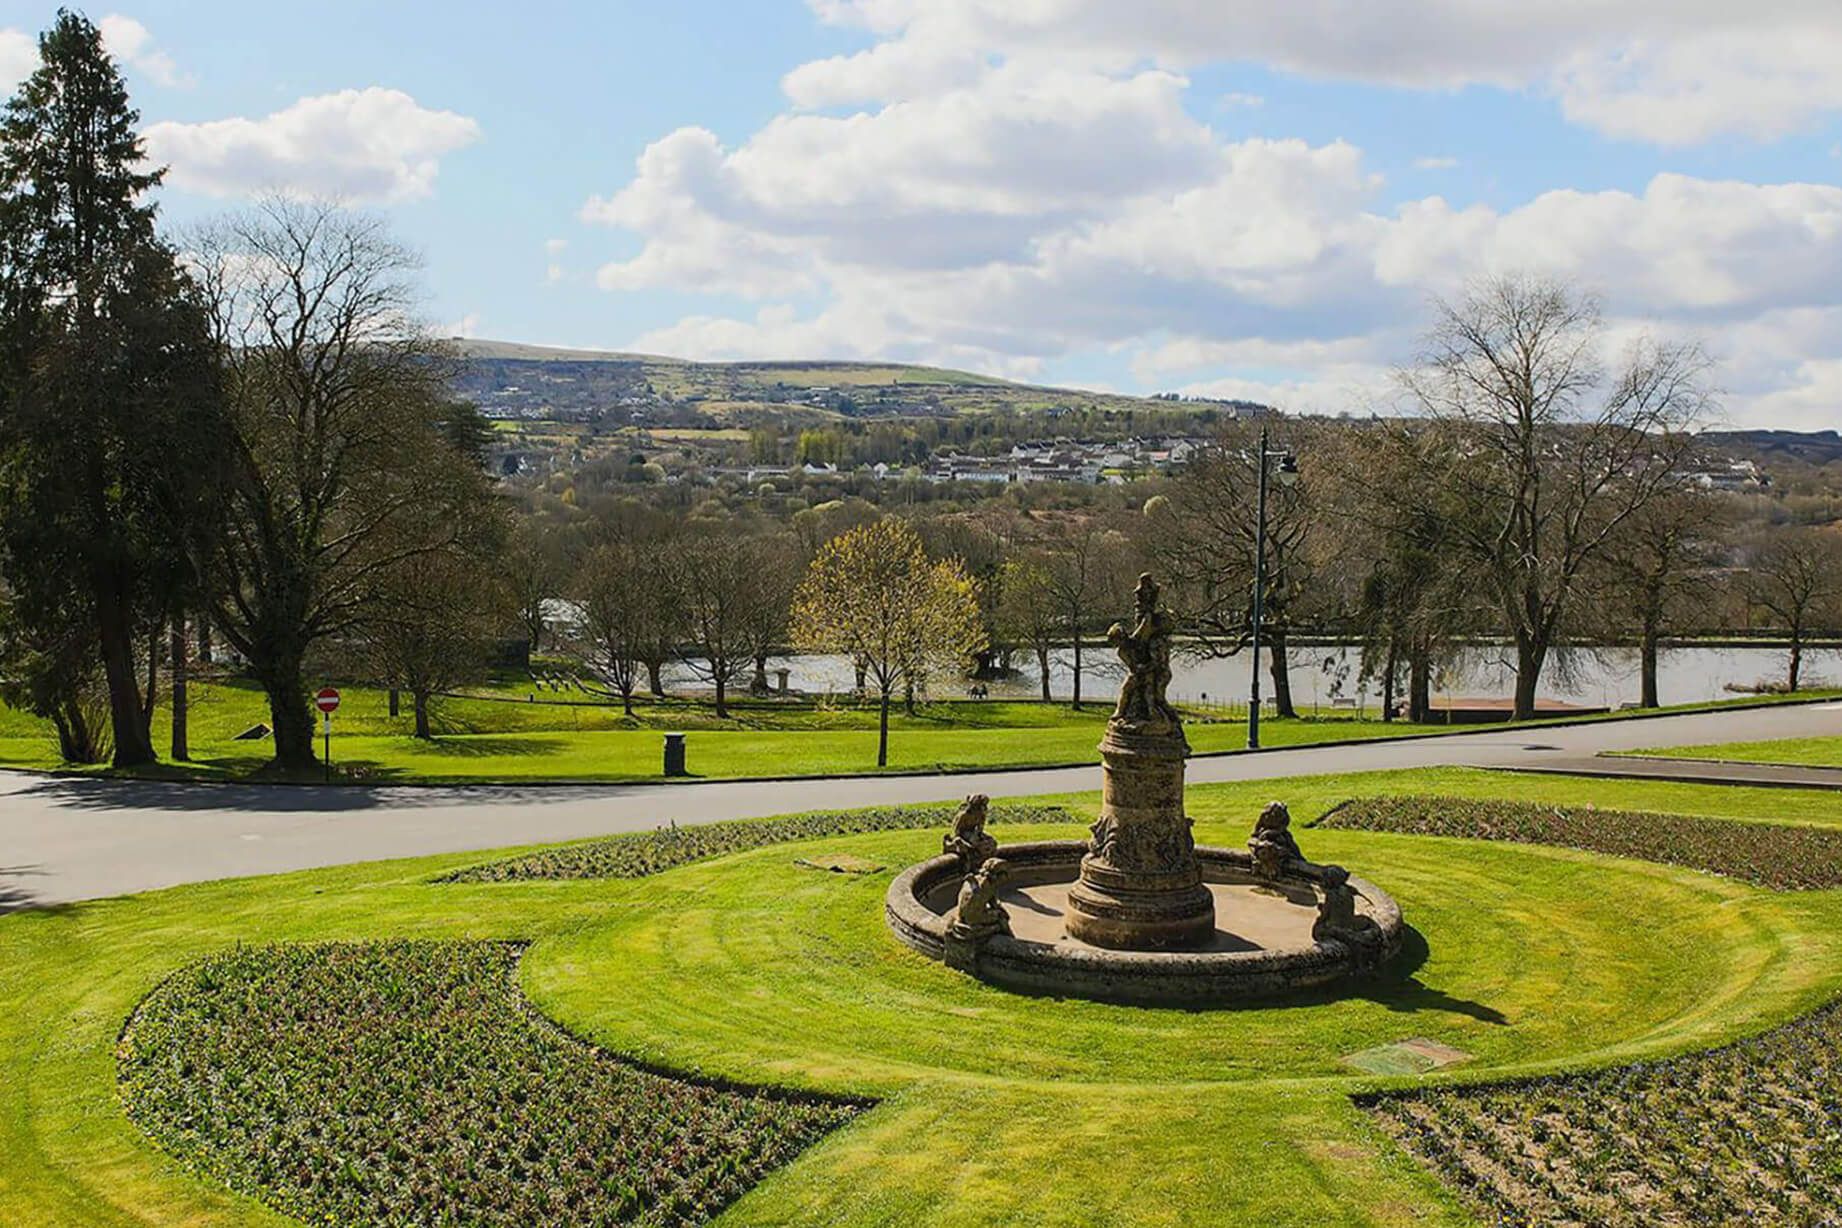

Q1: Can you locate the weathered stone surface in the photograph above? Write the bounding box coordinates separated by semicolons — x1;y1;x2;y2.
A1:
942;793;999;870
1248;800;1304;881
1065;574;1214;950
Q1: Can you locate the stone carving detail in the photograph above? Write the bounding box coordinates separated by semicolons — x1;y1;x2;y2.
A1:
1065;572;1214;950
947;857;1010;941
1248;801;1303;880
943;793;998;869
1312;864;1383;958
1108;573;1181;736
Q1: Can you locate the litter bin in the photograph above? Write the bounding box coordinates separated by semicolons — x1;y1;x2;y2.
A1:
663;732;687;777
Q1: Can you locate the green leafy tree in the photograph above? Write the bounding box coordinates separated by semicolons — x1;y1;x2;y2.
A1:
0;11;227;766
792;518;985;767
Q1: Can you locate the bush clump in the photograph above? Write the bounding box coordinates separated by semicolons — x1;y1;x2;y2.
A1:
118;941;863;1227
1366;997;1842;1225
444;802;1078;883
1315;795;1842;890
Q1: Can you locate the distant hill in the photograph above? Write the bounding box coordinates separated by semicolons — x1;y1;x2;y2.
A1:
448;337;1268;425
1707;429;1842;467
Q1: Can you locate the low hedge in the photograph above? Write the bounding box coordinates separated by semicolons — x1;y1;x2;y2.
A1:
1366;996;1842;1225
443;802;1079;883
118;941;862;1227
1315;795;1842;890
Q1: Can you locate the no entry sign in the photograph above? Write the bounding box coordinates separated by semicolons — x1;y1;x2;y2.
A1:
315;687;342;715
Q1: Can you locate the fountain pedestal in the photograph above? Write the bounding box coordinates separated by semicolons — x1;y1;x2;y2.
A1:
1064;723;1215;950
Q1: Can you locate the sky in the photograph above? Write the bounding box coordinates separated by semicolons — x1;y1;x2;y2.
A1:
2;1;1841;429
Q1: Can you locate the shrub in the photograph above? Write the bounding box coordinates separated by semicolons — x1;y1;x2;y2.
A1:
1365;996;1842;1225
443;802;1077;883
1315;795;1842;890
118;941;862;1227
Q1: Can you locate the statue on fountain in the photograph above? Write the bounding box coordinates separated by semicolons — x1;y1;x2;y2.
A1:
947;857;1010;941
943;794;998;869
1313;864;1383;960
1108;573;1182;738
1248;801;1303;880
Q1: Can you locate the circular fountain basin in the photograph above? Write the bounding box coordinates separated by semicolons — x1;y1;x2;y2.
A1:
886;840;1405;1007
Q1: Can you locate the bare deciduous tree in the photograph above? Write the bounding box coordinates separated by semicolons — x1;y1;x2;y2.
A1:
189;198;494;770
1397;274;1714;719
1746;526;1842;692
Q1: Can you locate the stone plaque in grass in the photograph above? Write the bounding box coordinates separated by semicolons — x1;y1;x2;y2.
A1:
1342;1037;1473;1076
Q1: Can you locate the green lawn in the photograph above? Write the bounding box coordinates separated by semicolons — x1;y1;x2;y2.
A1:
6;768;1842;1225
2;675;1835;785
1618;734;1842;768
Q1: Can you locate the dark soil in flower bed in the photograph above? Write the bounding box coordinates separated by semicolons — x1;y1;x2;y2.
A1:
1364;997;1842;1226
118;941;864;1227
1314;795;1842;890
443;802;1078;883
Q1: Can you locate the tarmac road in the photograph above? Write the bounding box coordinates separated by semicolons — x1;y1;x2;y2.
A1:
2;701;1838;910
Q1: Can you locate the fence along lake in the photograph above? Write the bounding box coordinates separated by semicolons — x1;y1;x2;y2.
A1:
664;643;1839;712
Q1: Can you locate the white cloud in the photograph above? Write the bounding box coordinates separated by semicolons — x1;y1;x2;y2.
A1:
442;312;483;339
98;15;189;88
0;28;35;95
1220;92;1264;109
802;0;1842;144
582;5;1842;426
144;88;481;203
544;238;567;284
1413;155;1458;170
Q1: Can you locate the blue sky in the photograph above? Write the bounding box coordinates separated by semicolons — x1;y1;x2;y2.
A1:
2;1;1840;427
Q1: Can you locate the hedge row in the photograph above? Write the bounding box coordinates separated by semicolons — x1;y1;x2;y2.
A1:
118;941;862;1227
1366;996;1842;1225
1315;795;1842;890
443;802;1079;883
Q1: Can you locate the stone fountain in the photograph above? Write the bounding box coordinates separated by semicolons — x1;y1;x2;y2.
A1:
886;572;1405;1006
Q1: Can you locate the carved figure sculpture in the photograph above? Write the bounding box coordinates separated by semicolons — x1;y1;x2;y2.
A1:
1247;800;1303;880
947;857;1011;940
1108;573;1180;733
1312;864;1382;955
943;793;998;868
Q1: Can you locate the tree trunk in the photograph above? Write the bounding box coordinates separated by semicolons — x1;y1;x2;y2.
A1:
143;620;159;730
646;658;665;698
413;689;432;740
96;597;154;768
1408;649;1432;723
752;652;769;695
1788;631;1804;692
196;615;212;664
1267;628;1297;720
621;686;634;717
170;620;189;761
854;656;868;694
1071;635;1083;710
262;657;317;772
388;687;400;717
1512;634;1544;722
877;688;890;767
713;666;729;719
904;678;916;715
1037;647;1051;702
1640;622;1661;709
1380;640;1397;723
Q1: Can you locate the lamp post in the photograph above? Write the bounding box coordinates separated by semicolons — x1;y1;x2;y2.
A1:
1248;424;1297;750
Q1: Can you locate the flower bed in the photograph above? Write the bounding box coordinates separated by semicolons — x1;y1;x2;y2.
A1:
1365;997;1842;1225
443;802;1077;883
118;941;863;1227
1314;795;1842;890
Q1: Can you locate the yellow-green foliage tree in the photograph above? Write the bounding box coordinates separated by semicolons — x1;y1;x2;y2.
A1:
792;519;985;767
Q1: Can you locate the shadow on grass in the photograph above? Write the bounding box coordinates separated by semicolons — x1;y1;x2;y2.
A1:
391;736;572;760
1351;927;1510;1025
11;774;664;814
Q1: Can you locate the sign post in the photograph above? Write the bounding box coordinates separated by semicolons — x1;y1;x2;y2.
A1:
315;687;342;781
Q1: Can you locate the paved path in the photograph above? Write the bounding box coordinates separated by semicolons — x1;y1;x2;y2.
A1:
2;702;1838;910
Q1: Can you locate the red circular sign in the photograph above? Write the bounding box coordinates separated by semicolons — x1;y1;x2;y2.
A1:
314;687;342;714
